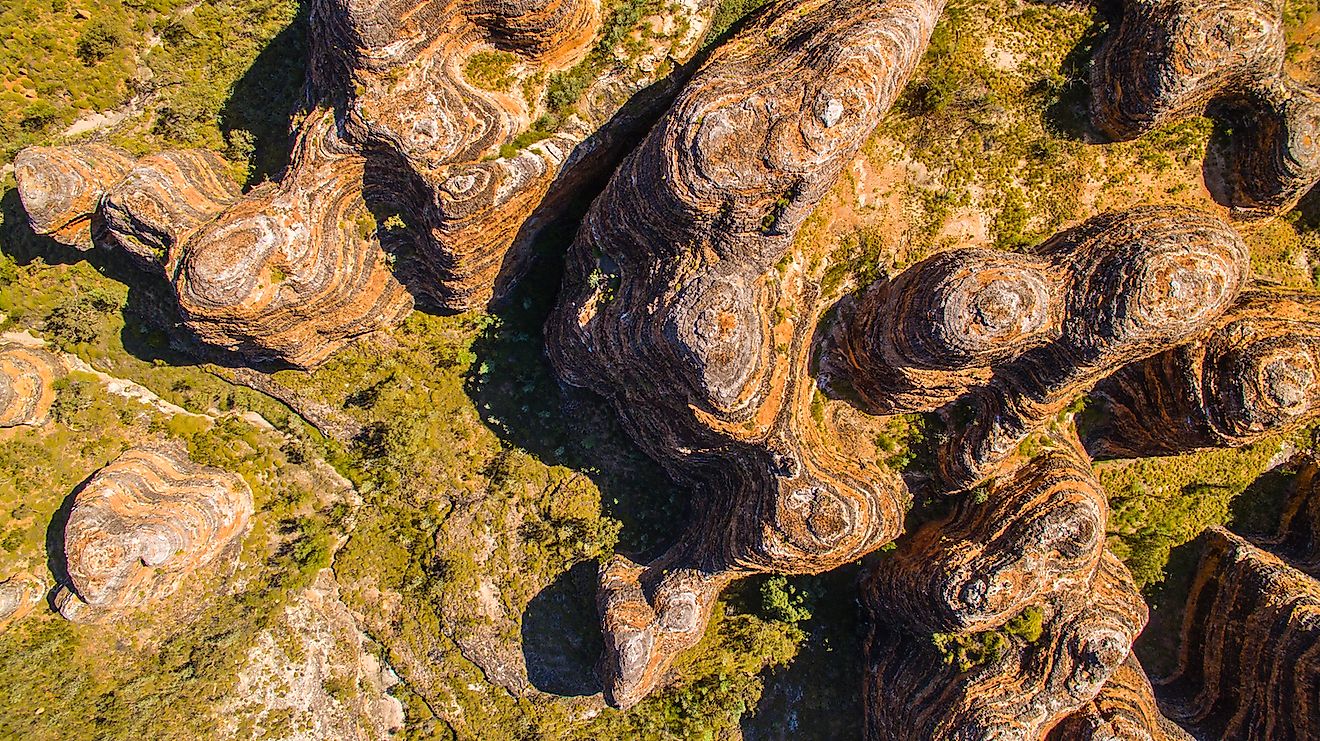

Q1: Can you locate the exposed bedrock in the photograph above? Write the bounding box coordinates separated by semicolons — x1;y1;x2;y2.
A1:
13;143;136;248
864;552;1149;740
1155;527;1320;741
1218;77;1320;218
1087;290;1320;459
54;444;253;622
864;434;1106;635
171;112;413;368
1090;0;1286;140
826;248;1061;415
16;0;718;365
545;0;946;709
101;149;242;276
1271;458;1320;574
935;207;1249;489
1089;0;1320;217
1048;656;1193;741
0;343;66;428
15;117;414;369
311;0;716;311
0;572;47;633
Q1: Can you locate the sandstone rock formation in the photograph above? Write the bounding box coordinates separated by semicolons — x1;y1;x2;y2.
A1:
1048;656;1193;741
831;206;1249;489
0;573;46;633
54;444;253;622
1155;527;1320;740
1270;458;1320;574
865;551;1148;740
0;343;66;428
13;144;135;247
169;112;414;367
1090;0;1320;217
16;0;720;364
100;149;242;275
546;0;946;708
1087;290;1320;459
864;435;1107;635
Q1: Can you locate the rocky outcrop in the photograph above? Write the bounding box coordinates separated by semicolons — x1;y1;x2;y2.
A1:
308;0;717;311
16;0;720;364
1155;527;1320;740
13;144;135;247
16;123;413;368
1087;290;1320;459
170;113;413;367
546;0;946;708
864;551;1148;740
862;434;1153;738
1049;656;1193;741
864;435;1107;635
826;247;1060;415
1221;78;1320;218
101;149;241;275
1090;0;1320;217
54;444;253;622
0;573;46;633
832;206;1249;489
0;343;65;427
1271;458;1320;574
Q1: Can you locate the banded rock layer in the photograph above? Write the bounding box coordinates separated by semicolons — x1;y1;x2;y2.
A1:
14;144;136;247
1088;290;1320;459
308;0;713;311
0;573;46;633
1156;527;1320;740
864;436;1107;635
546;0;946;709
0;343;66;428
1048;656;1193;741
16;123;413;368
1090;0;1320;217
55;444;253;622
831;206;1250;489
865;551;1148;740
17;0;720;364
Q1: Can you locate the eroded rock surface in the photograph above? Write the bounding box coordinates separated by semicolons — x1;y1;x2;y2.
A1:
54;444;253;622
1090;0;1320;217
1155;527;1320;740
13;144;135;247
865;550;1148;740
0;343;65;428
16;0;722;366
1088;290;1320;459
1049;656;1193;741
546;0;946;708
101;149;242;275
832;206;1249;489
865;435;1107;635
0;573;46;633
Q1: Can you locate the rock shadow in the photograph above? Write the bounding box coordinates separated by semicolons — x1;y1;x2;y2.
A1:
43;471;95;610
1033;0;1120;143
521;560;605;696
740;567;866;741
218;5;310;189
